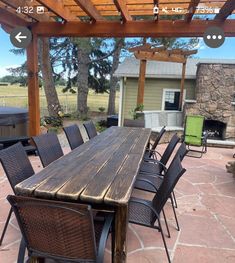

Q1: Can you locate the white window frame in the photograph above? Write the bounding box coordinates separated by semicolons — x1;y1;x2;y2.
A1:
161;88;186;111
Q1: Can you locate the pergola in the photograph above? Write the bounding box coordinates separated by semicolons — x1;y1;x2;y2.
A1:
129;44;198;110
0;0;235;138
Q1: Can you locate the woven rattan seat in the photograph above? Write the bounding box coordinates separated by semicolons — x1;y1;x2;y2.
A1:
63;124;84;150
83;121;97;139
0;143;35;246
7;195;113;263
32;133;64;167
129;156;186;263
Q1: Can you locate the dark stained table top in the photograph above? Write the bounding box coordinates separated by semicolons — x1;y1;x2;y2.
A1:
15;127;151;206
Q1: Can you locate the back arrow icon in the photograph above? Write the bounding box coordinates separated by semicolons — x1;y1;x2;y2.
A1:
15;32;27;43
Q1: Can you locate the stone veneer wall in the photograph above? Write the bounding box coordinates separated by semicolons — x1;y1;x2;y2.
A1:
184;63;235;139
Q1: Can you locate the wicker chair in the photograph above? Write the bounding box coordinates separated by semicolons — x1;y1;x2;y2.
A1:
140;133;180;176
7;195;113;263
135;142;188;233
0;143;35;246
144;126;166;159
83;121;97;139
63;124;84;150
32;133;64;167
129;156;186;263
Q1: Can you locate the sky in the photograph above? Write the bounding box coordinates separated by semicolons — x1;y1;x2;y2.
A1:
0;27;235;78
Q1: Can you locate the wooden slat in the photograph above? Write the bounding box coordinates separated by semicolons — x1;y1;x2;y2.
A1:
73;0;105;21
214;0;235;21
105;129;151;205
37;0;79;21
15;127;118;195
179;62;186;110
31;20;235;37
0;7;29;27
80;130;142;203
0;0;52;21
113;0;132;22
135;50;187;63
185;0;201;22
27;34;40;137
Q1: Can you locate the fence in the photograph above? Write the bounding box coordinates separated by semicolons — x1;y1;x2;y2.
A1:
0;93;119;117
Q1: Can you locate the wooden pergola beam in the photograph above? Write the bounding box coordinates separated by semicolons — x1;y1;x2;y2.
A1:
185;0;201;22
214;0;235;21
135;51;187;63
0;7;28;28
73;0;105;21
113;0;132;22
26;34;40;136
0;0;51;21
179;62;186;110
37;0;79;21
31;20;235;37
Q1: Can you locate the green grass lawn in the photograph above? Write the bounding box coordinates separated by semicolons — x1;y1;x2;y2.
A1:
0;84;119;115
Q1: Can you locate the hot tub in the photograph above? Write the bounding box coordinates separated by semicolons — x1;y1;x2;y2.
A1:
0;107;28;137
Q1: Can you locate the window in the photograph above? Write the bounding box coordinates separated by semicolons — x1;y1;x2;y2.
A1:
163;89;182;111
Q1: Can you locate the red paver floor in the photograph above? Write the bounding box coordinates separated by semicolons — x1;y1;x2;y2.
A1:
0;144;235;263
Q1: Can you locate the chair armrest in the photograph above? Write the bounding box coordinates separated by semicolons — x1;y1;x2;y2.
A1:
97;213;114;263
142;159;167;175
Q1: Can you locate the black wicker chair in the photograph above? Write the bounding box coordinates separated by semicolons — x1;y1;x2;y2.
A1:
129;156;186;263
135;142;188;233
63;124;84;150
0;143;35;246
83;121;97;139
144;126;166;159
32;133;64;167
7;195;113;263
140;133;180;176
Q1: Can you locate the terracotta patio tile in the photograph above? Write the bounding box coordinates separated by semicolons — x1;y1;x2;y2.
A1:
0;240;21;263
178;214;235;249
197;183;220;195
175;178;200;196
201;195;235;218
214;182;235;198
127;248;168;263
173;245;235;263
0;180;12;200
184;168;216;184
217;215;235;239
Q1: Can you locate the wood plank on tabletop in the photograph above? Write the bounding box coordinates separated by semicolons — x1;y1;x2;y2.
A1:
80;129;142;203
55;128;133;200
33;127;128;199
104;129;151;205
15;127;118;195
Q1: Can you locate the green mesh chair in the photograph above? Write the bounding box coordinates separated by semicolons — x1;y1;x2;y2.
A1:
183;115;208;158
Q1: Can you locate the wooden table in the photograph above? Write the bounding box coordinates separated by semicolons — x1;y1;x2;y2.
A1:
15;126;151;263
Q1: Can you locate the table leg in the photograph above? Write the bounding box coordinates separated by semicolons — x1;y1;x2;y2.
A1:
113;205;128;263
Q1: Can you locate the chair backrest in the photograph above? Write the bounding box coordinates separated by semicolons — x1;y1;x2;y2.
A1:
7;195;97;262
152;156;186;215
83;121;97;139
184;115;204;146
174;142;188;162
0;143;34;192
151;126;166;152
159;133;180;171
63;124;84;150
32;133;64;167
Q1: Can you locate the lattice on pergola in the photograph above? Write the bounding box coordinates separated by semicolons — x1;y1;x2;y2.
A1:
129;44;198;110
0;0;234;138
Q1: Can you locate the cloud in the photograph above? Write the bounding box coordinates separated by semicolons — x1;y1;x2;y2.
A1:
0;65;20;77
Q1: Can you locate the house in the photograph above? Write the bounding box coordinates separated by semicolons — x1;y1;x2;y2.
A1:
115;57;235;140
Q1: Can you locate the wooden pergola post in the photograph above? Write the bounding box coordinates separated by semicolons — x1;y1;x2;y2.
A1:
137;59;147;105
26;34;40;136
179;61;186;111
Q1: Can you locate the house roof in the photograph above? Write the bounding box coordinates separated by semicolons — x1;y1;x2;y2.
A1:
114;57;235;79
